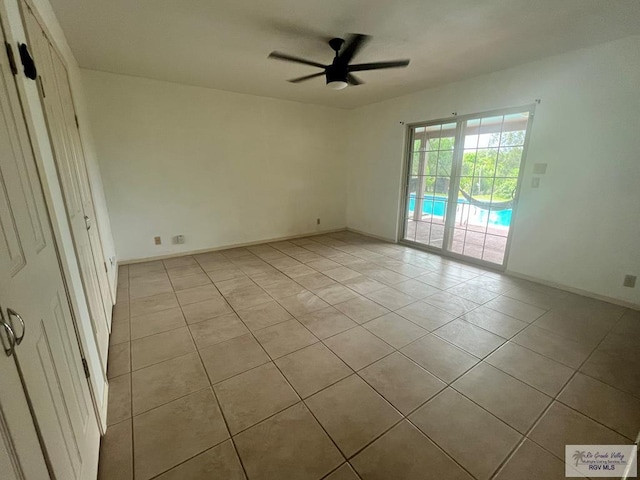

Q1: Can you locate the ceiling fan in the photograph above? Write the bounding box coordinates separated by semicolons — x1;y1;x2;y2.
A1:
268;34;410;90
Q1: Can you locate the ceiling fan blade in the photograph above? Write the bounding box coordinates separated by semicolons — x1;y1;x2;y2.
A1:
338;34;370;63
268;51;326;69
349;59;410;71
288;72;326;83
347;73;364;86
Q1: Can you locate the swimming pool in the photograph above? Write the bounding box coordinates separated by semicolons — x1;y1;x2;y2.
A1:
408;194;512;228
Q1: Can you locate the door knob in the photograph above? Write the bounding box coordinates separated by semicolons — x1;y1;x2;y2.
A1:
0;309;16;357
6;309;25;345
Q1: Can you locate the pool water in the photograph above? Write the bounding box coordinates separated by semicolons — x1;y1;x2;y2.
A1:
408;194;512;228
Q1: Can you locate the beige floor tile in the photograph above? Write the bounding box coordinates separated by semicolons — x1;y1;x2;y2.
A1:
314;284;359;305
295;272;337;291
278;263;316;278
364;287;416;311
224;285;273;310
363;313;428;349
181;297;234;325
324;326;394;371
112;302;129;324
165;264;204;279
277;290;330;316
401;334;479;383
394;302;455;333
423;291;479;316
486;342;574;396
410;388;521;480
414;272;463;290
306;375;402;457
580;349;640;396
199;334;270;384
163;256;198;269
130;277;174;299
342;275;387;295
234;403;343;480
129;261;165;277
254;319;318;358
433;319;506;358
351;421;472;480
170;272;211;291
110;320;130;345
484;296;546;323
215;276;256;294
493;439;567;480
107;374;131;426
324;463;360;480
558;372;640;440
447;283;500;304
131;327;195;370
155;440;245;480
298;307;358;339
214;362;299;434
324;266;362;282
275;342;352;398
453;363;552;433
107;342;131;379
511;324;592;368
206;266;246;282
359;352;445;415
130;307;186;340
365;269;410;286
175;284;221;306
130;292;179;317
306;258;341;272
236;300;292;331
533;311;609;348
392;279;440;299
132;353;209;414
460;306;528;338
189;313;249;349
334;296;390;324
98;419;132;480
504;286;562;310
528;402;628;459
261;278;308;299
133;389;229;480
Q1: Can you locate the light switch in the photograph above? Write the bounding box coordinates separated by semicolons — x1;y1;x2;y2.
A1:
533;163;547;174
531;177;540;188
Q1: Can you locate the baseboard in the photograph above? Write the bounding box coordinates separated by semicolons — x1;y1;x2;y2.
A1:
346;227;397;244
505;270;640;311
98;379;108;434
120;227;348;265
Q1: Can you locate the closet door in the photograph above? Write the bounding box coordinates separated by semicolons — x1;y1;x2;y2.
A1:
23;6;110;372
0;16;99;480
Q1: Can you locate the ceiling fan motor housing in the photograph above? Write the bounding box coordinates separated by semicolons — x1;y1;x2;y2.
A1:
325;64;348;84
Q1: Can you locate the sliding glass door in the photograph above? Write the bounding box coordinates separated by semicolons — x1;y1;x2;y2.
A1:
401;106;534;268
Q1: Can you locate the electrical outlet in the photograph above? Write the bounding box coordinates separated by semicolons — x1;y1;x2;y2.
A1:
623;274;636;288
154;236;161;245
317;218;320;225
531;177;540;188
175;235;185;244
533;163;548;174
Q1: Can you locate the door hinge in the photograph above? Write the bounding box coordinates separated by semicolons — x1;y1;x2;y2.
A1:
81;357;90;378
4;42;18;75
18;43;37;80
75;115;79;128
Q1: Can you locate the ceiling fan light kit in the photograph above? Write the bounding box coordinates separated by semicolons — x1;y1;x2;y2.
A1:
268;33;410;90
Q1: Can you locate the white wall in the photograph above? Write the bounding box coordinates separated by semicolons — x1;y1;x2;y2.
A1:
82;70;348;262
0;0;114;423
346;36;640;306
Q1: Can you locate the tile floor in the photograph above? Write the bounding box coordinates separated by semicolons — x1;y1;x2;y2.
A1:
99;231;640;480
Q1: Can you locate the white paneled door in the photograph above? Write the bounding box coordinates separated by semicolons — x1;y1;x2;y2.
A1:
23;5;111;373
0;16;99;480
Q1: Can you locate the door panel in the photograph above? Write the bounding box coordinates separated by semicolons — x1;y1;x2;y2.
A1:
22;6;109;371
0;16;99;479
402;109;533;268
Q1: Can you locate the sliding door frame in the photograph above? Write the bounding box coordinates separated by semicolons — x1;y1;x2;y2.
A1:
398;103;536;271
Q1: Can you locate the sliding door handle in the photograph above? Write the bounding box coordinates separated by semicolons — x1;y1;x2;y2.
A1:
0;314;16;357
6;309;25;345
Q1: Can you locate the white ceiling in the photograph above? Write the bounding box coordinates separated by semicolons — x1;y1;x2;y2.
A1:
49;0;640;109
